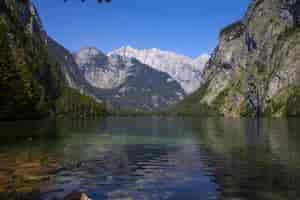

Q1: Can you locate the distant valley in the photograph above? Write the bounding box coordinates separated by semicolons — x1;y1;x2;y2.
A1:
47;41;209;111
73;47;189;111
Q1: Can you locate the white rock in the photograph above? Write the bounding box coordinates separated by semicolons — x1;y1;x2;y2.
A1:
109;46;210;93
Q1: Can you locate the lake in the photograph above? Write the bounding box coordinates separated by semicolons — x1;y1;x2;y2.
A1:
0;117;300;200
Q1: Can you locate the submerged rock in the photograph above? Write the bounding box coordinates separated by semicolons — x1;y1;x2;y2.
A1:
63;192;92;200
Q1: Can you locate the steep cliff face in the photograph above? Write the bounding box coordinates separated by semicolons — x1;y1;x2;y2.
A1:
176;0;300;117
75;47;117;89
0;0;106;120
46;37;88;90
75;48;186;111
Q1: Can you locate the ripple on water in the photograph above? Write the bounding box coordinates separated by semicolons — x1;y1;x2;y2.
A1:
1;117;300;200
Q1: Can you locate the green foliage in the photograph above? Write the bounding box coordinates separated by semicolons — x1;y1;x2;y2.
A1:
172;5;300;118
272;26;300;60
285;88;300;117
277;27;300;43
55;87;108;118
265;98;285;116
172;82;221;116
264;27;300;117
0;22;49;120
233;62;273;117
239;101;255;117
0;2;107;120
0;14;67;120
265;87;300;117
0;0;66;120
110;109;171;117
209;87;229;111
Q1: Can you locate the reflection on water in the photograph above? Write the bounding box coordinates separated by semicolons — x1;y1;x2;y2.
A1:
0;117;300;200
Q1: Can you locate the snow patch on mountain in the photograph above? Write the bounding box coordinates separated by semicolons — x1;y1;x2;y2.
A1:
74;47;186;111
108;46;210;93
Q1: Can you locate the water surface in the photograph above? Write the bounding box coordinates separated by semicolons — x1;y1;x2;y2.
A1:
0;117;300;200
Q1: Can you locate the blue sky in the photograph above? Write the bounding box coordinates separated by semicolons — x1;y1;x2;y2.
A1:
33;0;251;57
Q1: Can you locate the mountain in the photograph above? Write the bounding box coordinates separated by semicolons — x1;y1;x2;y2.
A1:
46;37;88;90
0;0;107;120
175;0;300;117
192;54;211;71
74;47;186;111
109;46;210;94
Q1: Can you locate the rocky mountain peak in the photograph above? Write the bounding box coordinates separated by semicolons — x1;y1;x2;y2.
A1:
108;46;210;93
71;46;186;111
75;47;107;68
77;47;103;58
193;54;211;71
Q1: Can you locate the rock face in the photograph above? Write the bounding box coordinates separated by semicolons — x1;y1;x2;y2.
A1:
47;37;88;90
74;47;186;111
175;0;300;117
75;47;125;89
109;46;210;94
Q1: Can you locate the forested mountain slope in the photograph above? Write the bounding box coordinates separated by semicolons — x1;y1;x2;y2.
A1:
0;0;107;120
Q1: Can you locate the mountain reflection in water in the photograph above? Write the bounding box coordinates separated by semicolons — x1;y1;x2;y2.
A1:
0;117;300;200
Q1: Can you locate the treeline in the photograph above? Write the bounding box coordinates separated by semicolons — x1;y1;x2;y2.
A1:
0;0;108;120
0;20;63;120
110;109;172;117
55;87;108;118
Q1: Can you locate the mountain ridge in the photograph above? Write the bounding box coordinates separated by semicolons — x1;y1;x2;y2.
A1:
73;47;186;111
108;46;210;93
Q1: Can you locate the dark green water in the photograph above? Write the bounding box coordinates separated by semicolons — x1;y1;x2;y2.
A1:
1;117;300;200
